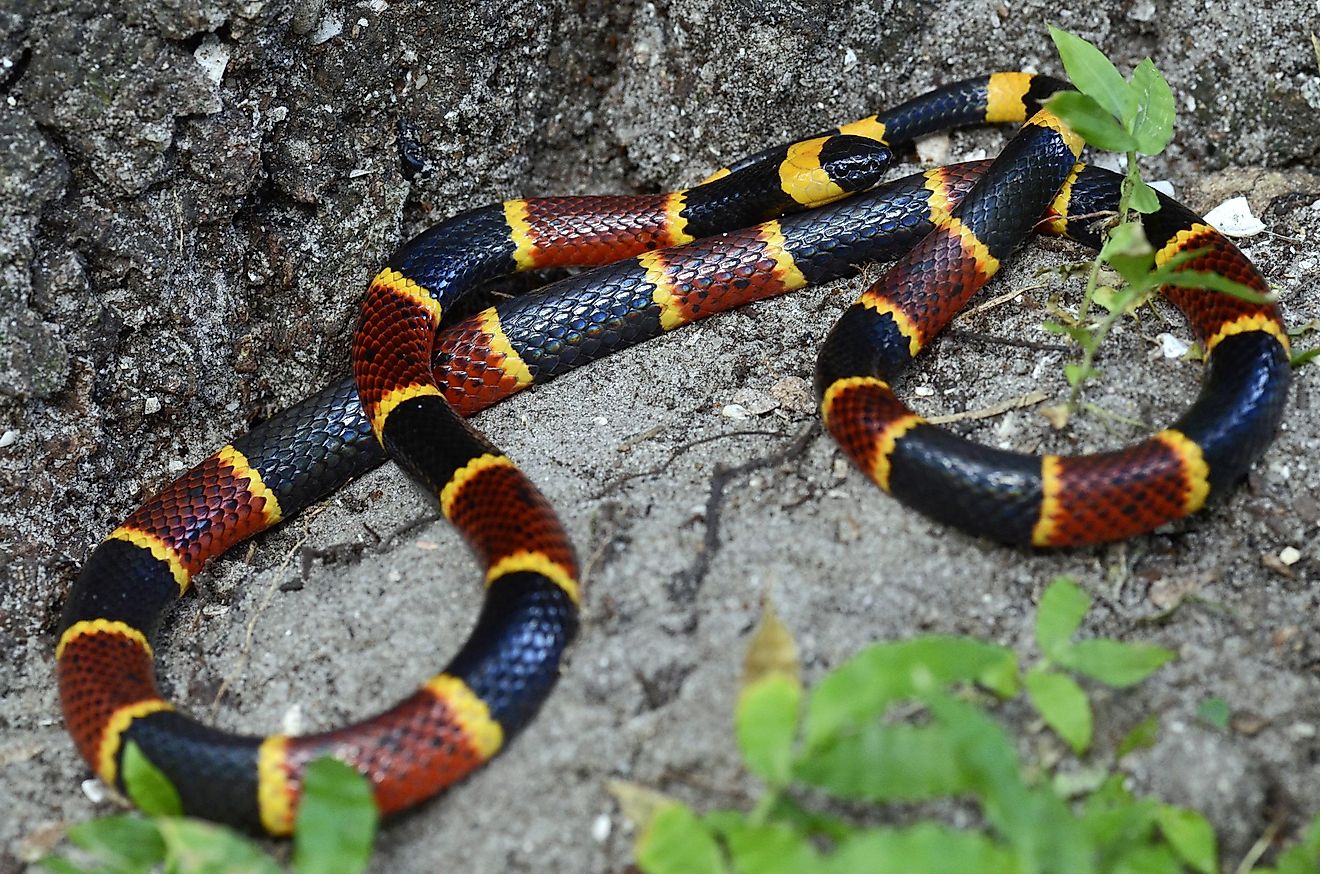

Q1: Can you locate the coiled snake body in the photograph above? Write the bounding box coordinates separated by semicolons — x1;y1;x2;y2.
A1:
56;73;1290;832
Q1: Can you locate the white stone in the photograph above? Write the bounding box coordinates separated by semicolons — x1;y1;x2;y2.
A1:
591;813;612;842
1157;333;1191;359
1204;196;1267;238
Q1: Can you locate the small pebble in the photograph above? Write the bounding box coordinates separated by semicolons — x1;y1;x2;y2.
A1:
591;813;612;842
1157;333;1191;359
144;397;161;414
0;430;16;448
769;376;812;412
192;36;230;85
1204;196;1266;237
913;385;934;397
915;132;951;165
282;704;304;735
1279;546;1302;566
80;779;105;803
721;403;750;421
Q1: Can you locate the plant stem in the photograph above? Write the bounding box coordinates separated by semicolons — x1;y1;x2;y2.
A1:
1065;150;1144;414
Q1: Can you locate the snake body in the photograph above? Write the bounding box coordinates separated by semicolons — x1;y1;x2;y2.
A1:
55;73;1289;832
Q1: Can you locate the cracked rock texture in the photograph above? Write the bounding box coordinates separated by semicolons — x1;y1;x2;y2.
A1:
2;0;1318;871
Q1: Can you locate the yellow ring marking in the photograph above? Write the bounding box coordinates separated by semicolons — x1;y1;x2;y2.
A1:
1026;108;1086;157
370;268;443;325
108;527;191;593
56;619;153;660
700;167;731;185
97;699;174;785
757;221;808;291
779;137;847;208
946;215;1002;279
1205;313;1291;356
1154;222;1215;267
869;412;924;493
985;72;1035;123
837;115;888;144
475;308;535;388
639;249;687;331
423;675;504;759
1031;455;1065;547
370;383;443;439
819;376;925;492
503;199;539;271
923;167;956;226
1154;430;1211;515
217;444;283;526
661;191;694;247
486;550;581;604
1042;162;1083;236
257;735;294;836
819;375;890;426
857;294;924;358
439;453;516;519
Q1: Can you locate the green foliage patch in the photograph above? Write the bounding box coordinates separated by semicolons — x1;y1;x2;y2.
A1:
40;753;378;874
627;578;1320;874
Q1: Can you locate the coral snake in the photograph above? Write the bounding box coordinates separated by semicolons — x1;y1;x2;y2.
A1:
56;72;1290;833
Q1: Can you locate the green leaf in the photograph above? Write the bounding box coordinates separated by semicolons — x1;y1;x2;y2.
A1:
637;804;728;874
1049;26;1138;120
1064;362;1089;387
1269;811;1320;874
927;695;1096;872
1047;91;1138;151
1101;220;1156;286
292;758;378;874
155;819;283;874
1293;346;1320;369
1196;697;1231;730
826;823;1018;874
64;815;166;868
1103;219;1154;256
1112;843;1185;874
33;858;88;874
1154;268;1274;303
608;780;680;830
1117;714;1160;756
1036;577;1092;658
711;818;820;874
1057;638;1175;688
795;721;971;802
736;675;801;788
1155;805;1217;874
121;741;183;817
804;637;1017;748
742;602;801;689
1080;777;1160;863
1129;178;1162;214
762;796;855;843
1129;58;1176;155
1025;667;1093;754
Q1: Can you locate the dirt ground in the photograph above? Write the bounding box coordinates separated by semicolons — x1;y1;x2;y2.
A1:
2;1;1318;871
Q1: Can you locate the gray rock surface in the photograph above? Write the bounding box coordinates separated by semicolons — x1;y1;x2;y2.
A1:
2;0;1317;871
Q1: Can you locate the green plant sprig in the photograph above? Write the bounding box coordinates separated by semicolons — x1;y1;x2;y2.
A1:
626;578;1320;874
39;752;379;874
1040;28;1273;424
